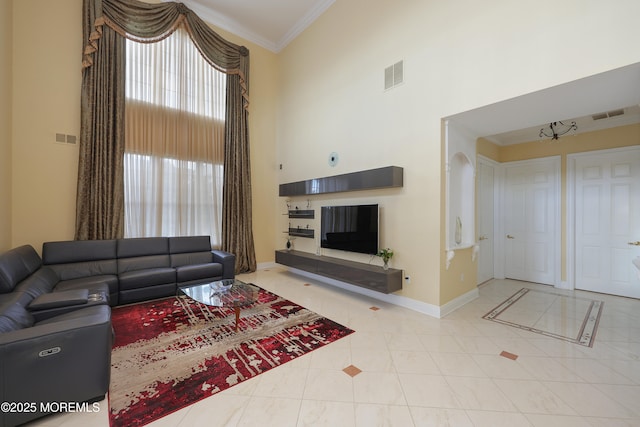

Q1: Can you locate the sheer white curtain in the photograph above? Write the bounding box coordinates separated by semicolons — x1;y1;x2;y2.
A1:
124;25;226;244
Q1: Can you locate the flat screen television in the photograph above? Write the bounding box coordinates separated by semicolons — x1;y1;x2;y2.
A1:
320;204;378;255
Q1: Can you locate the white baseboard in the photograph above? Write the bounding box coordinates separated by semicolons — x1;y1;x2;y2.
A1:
439;287;480;317
256;261;277;270
279;267;478;319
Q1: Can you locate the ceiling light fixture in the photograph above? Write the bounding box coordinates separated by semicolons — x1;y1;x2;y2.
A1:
539;121;577;140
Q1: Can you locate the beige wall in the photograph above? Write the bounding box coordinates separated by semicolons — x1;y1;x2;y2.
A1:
277;0;640;306
0;0;11;251
6;0;640;308
478;123;640;281
9;0;278;261
12;0;81;251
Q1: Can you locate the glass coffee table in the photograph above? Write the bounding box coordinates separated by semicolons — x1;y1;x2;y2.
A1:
178;279;259;331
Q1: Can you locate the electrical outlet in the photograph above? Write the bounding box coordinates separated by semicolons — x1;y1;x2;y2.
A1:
404;275;410;284
460;273;464;282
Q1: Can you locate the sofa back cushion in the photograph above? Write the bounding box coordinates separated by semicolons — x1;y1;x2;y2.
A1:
170;252;214;267
0;302;35;333
0;245;42;294
117;237;170;273
14;267;58;299
42;240;118;280
42;239;117;264
169;236;213;267
168;236;211;254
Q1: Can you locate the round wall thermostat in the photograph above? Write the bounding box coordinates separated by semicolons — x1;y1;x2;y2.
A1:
328;152;339;167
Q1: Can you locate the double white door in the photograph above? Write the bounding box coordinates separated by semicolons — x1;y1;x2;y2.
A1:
573;147;640;298
478;148;639;298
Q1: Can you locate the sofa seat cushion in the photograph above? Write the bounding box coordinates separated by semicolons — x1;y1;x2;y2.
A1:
54;275;116;296
175;263;223;284
119;268;176;291
0;302;35;333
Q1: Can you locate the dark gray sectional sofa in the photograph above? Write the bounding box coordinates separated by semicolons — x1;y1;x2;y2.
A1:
41;235;235;305
0;235;235;427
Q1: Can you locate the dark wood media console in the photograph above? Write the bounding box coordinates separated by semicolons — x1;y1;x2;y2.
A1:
275;250;402;294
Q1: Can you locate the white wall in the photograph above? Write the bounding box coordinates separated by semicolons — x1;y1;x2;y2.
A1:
277;0;640;306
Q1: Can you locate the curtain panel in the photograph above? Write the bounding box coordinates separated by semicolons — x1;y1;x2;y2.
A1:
78;0;256;272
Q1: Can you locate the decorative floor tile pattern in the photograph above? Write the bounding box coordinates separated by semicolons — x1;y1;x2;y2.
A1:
483;287;603;347
500;350;519;360
31;275;640;427
343;365;363;377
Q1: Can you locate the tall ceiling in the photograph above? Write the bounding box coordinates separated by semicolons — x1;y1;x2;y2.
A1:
181;1;640;145
181;0;335;53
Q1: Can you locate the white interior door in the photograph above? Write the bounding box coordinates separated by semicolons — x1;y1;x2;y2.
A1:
574;147;640;298
477;158;495;285
503;157;559;285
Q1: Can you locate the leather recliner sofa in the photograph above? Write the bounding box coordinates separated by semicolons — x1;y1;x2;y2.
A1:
0;235;235;426
41;235;236;305
0;245;112;427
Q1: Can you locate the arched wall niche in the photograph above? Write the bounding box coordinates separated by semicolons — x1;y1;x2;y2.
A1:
444;120;476;252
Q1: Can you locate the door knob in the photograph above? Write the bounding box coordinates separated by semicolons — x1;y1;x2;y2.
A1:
506;235;515;239
629;241;640;246
479;235;488;241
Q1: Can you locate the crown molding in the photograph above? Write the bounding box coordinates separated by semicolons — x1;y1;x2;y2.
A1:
181;0;279;52
275;0;335;52
173;0;335;53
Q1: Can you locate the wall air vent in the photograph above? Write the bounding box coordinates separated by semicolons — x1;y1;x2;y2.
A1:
592;108;625;120
384;60;404;90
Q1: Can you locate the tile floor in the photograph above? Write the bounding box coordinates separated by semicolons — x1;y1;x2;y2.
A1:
33;268;640;426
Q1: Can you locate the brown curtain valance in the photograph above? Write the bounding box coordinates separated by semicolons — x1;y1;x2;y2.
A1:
77;0;257;273
82;0;249;109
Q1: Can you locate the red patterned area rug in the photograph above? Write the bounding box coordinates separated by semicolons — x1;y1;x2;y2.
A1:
108;286;354;427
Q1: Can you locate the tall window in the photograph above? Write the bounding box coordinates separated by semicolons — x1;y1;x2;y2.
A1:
124;26;226;245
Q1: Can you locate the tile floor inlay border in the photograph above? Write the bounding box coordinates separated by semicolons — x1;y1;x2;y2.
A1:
482;287;603;347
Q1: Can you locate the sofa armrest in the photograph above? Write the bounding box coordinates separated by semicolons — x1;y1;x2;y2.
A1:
212;250;236;279
28;289;89;311
0;305;112;426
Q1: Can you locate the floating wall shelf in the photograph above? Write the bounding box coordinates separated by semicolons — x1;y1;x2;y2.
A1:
275;250;402;294
279;166;403;197
288;209;315;219
287;227;315;238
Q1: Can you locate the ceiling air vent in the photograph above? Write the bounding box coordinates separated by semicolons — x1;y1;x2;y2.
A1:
592;108;625;120
384;60;404;90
